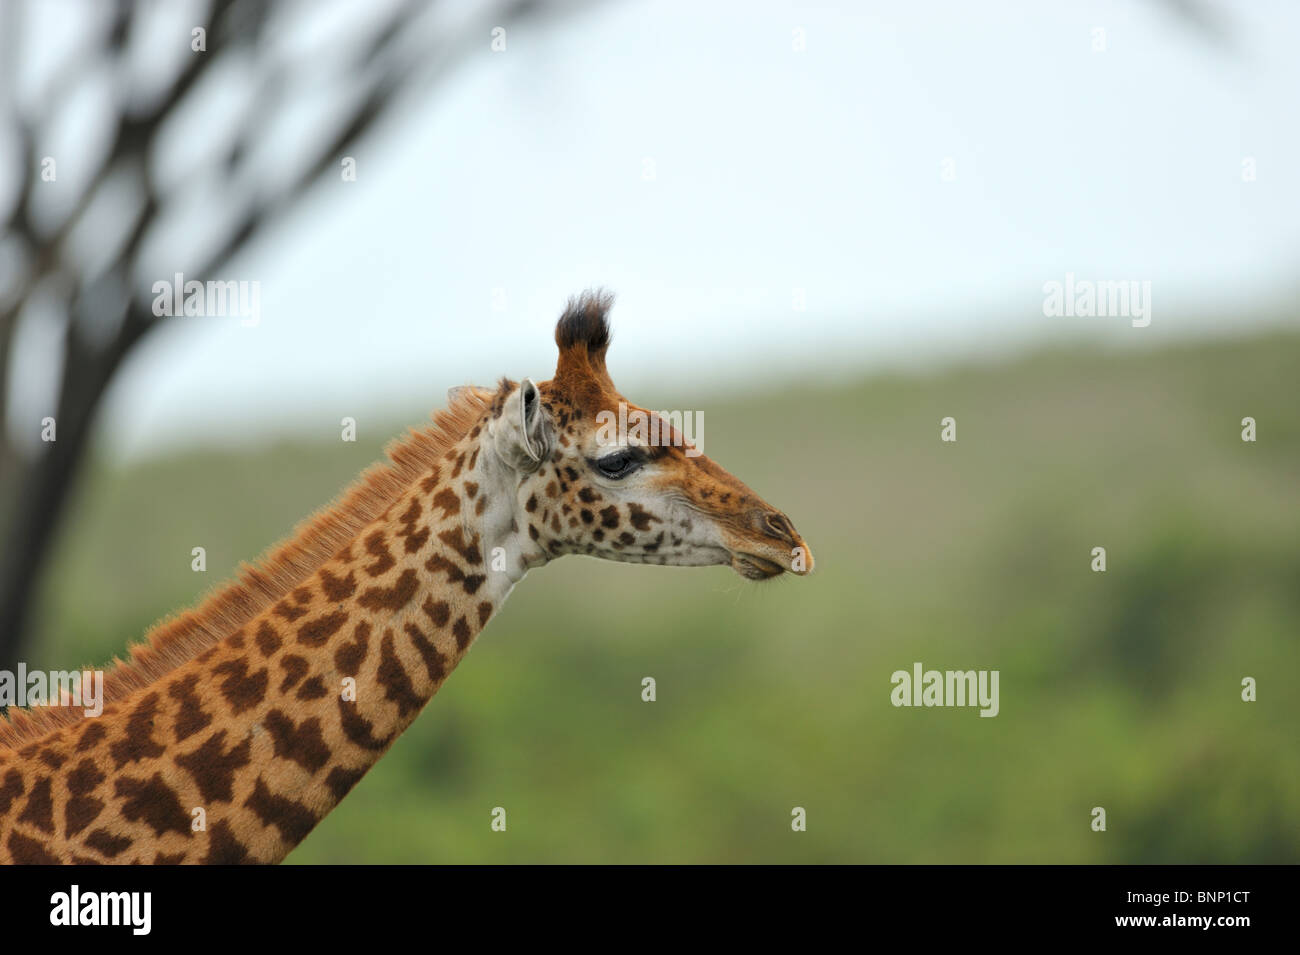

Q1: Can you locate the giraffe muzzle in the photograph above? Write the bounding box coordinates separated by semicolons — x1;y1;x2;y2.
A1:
729;508;815;579
731;552;789;580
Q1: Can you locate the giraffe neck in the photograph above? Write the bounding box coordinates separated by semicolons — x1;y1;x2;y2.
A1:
0;417;539;864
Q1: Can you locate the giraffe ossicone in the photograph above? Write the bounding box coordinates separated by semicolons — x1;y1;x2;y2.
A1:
0;290;813;864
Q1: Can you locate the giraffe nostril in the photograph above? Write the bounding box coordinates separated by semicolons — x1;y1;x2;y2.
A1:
763;512;795;542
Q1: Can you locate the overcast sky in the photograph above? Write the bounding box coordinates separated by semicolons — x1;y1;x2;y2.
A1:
10;0;1300;460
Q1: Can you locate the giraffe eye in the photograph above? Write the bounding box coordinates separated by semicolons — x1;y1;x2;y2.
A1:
593;449;641;480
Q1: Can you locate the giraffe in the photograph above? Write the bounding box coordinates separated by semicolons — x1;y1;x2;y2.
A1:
0;291;813;864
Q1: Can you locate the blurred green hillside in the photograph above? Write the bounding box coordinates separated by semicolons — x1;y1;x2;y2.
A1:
22;331;1300;863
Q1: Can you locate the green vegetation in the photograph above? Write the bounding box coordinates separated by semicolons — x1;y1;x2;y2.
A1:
24;331;1300;862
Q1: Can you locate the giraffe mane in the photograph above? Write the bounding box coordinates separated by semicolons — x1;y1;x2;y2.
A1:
0;386;496;750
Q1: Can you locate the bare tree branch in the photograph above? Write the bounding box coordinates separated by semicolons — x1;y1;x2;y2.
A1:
0;0;601;667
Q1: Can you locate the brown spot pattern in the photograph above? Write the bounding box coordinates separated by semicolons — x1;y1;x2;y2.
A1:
295;676;328;701
363;530;395;577
75;722;108;752
376;630;422;718
278;655;309;692
325;765;368;801
396;498;430;554
437;527;482;565
264;710;330;773
431;487;460;518
423;597;450;628
628;503;659;531
84;829;132;859
174;730;252;802
337;699;393;751
64;758;106;837
404;623;447;684
39;748;66;769
357;568;419;612
297;609;349;647
452;617;472;652
0;769;24;813
319;567;358;602
273;600;309;622
167;674;213;742
213;660;269;715
245;777;318;845
17;777;54;832
254;621;283;656
204;819;251;864
9;829;60;863
334;621;371;677
109;693;165;769
116;772;193;836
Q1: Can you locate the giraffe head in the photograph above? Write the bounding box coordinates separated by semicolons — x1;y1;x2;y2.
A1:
479;291;813;580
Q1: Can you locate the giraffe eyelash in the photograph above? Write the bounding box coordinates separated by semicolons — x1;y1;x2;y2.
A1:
589;448;645;479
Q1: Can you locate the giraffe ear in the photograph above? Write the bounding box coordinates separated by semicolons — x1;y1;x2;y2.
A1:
490;378;552;473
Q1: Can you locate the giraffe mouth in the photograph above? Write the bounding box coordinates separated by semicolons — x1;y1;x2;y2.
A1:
731;552;786;580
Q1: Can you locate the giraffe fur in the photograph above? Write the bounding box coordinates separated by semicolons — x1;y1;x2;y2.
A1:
0;291;812;864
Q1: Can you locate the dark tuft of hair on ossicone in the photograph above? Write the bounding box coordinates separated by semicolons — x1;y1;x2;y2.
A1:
555;288;613;355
